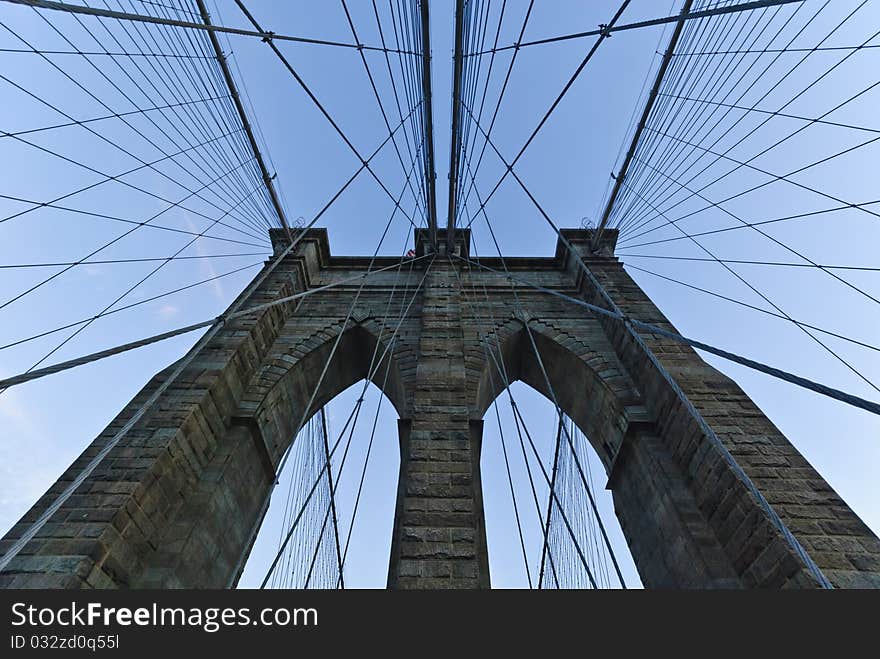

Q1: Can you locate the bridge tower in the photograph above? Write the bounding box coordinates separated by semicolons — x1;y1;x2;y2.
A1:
2;227;878;589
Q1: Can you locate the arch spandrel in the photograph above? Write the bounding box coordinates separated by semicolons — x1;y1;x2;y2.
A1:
470;318;648;472
236;318;411;469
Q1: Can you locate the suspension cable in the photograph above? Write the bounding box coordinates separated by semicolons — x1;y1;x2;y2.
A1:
3;0;419;53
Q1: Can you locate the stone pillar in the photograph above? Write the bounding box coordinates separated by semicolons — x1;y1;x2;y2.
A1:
563;230;880;588
607;424;742;588
387;262;490;588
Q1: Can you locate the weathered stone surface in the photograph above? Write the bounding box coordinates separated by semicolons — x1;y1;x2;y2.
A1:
1;227;877;589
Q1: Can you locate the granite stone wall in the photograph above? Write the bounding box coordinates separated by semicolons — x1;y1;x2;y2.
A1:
2;228;877;589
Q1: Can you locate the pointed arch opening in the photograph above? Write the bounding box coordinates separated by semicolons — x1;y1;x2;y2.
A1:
227;314;410;589
474;324;642;588
237;378;401;589
480;382;641;588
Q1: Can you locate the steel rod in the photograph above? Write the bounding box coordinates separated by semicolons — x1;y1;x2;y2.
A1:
194;0;290;234
466;0;804;56
420;0;439;247
3;0;417;54
446;0;466;251
593;0;694;248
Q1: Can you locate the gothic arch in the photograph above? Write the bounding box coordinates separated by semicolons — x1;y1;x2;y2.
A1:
469;320;744;588
237;377;402;589
238;318;410;470
472;320;644;471
128;317;410;588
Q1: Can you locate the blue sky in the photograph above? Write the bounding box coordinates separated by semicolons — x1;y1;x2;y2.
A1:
0;0;878;589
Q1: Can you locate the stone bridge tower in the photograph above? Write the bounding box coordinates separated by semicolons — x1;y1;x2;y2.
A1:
2;227;878;589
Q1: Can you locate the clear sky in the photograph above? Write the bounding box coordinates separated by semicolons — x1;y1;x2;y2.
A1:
0;0;877;589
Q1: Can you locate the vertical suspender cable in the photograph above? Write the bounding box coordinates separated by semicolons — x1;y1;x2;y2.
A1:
319;406;345;588
446;0;466;251
420;0;439;247
593;0;694;249
194;0;292;235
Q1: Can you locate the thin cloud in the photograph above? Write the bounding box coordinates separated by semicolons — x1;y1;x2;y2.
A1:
157;304;179;318
183;214;225;301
